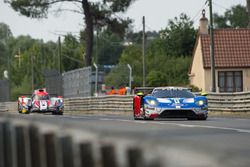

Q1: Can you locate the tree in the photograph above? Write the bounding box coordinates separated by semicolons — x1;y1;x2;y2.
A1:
96;30;124;65
159;13;196;57
214;5;248;28
61;34;83;71
119;45;142;87
117;13;195;87
5;0;136;66
0;23;12;79
247;0;250;27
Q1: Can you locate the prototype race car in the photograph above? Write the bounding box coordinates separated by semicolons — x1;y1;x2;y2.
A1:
18;89;64;115
133;87;208;120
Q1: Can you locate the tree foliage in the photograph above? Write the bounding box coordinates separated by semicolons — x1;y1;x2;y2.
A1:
159;13;196;57
96;30;124;65
5;0;136;66
214;4;248;28
0;23;85;99
113;13;195;88
247;0;250;27
62;34;84;71
0;23;12;79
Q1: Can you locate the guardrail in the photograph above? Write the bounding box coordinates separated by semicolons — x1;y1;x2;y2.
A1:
64;95;134;114
64;93;250;114
1;92;250;114
0;113;164;167
208;92;250;112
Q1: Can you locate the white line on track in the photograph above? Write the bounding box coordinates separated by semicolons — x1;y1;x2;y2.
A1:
103;118;250;134
150;122;250;134
63;115;250;134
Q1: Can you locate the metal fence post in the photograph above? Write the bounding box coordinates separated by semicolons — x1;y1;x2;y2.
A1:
101;144;118;167
44;132;59;167
127;147;144;167
28;124;46;167
79;142;95;167
15;125;31;167
93;63;98;96
2;120;16;167
0;121;5;167
59;135;75;167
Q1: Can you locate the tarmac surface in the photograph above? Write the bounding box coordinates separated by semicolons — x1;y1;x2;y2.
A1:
3;112;250;167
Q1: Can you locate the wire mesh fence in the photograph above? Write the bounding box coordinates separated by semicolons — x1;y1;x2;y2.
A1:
43;69;62;96
63;67;92;98
43;64;131;98
0;80;10;102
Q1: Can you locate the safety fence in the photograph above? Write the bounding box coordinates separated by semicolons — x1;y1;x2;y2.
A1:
64;95;133;114
0;113;164;167
64;93;250;114
0;80;10;102
2;92;250;114
208;92;250;112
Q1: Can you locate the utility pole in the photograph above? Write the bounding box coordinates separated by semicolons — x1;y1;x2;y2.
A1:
58;36;62;73
31;55;34;91
209;0;216;92
142;16;146;87
15;48;21;67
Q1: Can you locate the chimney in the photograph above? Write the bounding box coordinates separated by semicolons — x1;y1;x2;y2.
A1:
199;9;208;34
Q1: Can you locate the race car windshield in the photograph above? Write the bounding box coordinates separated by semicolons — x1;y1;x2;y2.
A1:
34;95;50;100
152;89;194;98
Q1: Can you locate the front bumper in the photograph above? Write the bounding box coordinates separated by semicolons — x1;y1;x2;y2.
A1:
144;106;208;119
31;107;64;113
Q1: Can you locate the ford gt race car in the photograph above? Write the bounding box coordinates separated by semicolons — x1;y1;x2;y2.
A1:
133;87;208;120
18;89;64;115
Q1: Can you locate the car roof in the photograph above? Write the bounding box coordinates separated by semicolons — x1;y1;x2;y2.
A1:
153;87;189;91
152;87;192;94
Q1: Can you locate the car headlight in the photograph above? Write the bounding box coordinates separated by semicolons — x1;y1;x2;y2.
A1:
196;100;204;106
145;99;158;106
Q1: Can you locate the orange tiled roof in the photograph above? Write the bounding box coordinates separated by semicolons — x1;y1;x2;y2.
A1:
200;29;250;68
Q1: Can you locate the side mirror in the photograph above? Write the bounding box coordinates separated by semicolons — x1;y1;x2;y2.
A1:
200;92;208;96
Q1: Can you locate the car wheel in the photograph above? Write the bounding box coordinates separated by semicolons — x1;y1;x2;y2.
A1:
52;111;63;115
25;110;30;114
144;117;154;121
134;114;143;120
188;115;207;120
199;116;207;120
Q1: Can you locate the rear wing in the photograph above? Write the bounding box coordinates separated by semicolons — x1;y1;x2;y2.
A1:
134;87;155;95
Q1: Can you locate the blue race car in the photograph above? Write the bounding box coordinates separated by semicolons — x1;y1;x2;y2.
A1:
133;87;208;120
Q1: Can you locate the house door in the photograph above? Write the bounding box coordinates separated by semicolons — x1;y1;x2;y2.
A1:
218;71;243;92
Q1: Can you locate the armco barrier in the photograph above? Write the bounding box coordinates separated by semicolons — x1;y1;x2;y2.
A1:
207;92;250;112
64;95;134;114
2;92;250;114
64;93;250;114
0;113;164;167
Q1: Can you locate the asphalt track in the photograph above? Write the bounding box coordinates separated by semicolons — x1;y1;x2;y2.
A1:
41;114;250;166
8;113;250;166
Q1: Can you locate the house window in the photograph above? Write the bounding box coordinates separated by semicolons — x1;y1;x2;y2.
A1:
218;71;243;92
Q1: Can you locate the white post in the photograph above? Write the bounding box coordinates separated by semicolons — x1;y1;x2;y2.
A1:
127;64;132;93
93;63;98;96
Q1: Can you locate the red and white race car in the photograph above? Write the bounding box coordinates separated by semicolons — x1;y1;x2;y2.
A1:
18;89;64;115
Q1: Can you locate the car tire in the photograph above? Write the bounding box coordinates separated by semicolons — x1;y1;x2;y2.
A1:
25;110;30;114
134;115;144;120
188;115;207;120
52;111;63;115
144;117;154;121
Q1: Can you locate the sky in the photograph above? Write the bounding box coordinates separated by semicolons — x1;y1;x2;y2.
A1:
0;0;246;42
